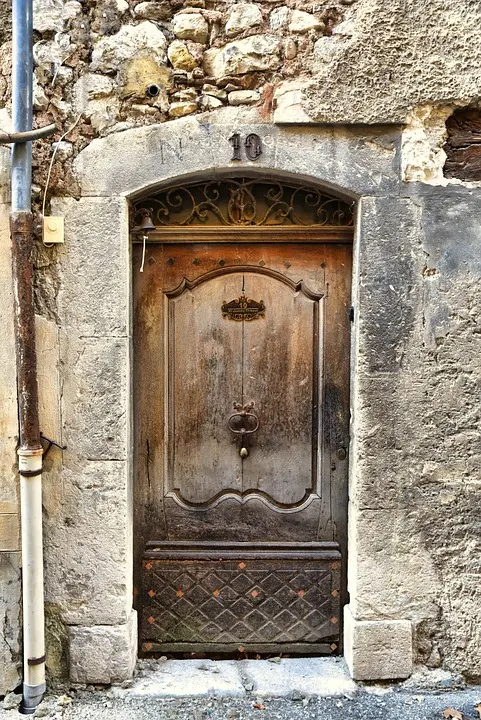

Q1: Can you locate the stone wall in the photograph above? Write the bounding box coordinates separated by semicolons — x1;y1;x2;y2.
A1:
24;0;358;203
0;0;478;202
21;110;481;684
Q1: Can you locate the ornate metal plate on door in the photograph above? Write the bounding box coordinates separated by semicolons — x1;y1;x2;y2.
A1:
222;294;265;321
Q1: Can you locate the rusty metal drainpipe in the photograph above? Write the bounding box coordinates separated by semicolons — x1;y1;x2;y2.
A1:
11;215;45;715
8;0;54;711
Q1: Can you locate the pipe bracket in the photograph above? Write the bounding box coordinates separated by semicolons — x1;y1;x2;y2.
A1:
0;123;56;145
40;432;67;460
27;655;45;666
19;468;42;477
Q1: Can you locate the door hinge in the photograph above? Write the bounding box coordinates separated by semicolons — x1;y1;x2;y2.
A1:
348;306;354;322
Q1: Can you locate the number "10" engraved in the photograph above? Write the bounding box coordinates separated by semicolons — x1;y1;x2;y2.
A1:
229;133;263;162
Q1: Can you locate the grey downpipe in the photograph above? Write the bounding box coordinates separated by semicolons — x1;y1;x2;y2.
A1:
10;0;46;712
12;0;33;212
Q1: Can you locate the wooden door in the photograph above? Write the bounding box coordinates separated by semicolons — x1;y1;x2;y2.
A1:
134;239;352;655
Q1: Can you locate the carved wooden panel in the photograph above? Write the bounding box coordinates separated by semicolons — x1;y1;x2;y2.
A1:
166;272;243;506
133;237;352;654
165;268;322;512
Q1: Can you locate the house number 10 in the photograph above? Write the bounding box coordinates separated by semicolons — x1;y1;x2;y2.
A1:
229;133;263;162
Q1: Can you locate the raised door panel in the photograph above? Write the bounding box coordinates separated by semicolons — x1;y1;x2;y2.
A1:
134;242;350;547
166;274;243;505
165;270;321;511
240;273;321;507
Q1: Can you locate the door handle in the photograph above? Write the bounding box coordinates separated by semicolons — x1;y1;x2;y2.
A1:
228;402;259;458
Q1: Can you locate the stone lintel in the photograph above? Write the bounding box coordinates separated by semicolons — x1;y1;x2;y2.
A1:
344;605;413;681
73;108;401;199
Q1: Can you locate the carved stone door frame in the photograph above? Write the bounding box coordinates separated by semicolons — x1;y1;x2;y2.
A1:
43;118;417;684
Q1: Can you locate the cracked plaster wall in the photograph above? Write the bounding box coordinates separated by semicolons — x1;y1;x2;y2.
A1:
303;0;481;125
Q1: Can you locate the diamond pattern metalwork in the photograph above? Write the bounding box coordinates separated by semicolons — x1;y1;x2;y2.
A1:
141;556;341;647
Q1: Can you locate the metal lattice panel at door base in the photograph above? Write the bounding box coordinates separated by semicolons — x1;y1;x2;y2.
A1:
140;547;341;654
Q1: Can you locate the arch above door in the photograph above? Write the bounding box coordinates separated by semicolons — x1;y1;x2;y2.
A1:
130;175;354;241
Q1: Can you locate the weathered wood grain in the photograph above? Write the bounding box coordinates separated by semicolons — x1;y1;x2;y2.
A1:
444;108;481;180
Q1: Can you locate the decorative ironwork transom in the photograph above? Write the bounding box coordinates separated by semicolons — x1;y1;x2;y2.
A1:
130;177;354;229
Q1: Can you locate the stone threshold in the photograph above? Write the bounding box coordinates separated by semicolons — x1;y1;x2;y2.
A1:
130;657;356;698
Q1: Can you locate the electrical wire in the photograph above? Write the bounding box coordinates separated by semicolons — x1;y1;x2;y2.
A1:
42;114;82;219
140;234;147;272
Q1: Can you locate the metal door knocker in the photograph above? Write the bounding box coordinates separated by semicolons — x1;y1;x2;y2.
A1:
228;402;259;458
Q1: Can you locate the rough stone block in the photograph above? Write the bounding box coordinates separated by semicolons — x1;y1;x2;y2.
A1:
72;74;120;133
33;0;81;33
344;605;413;680
57;334;129;462
168;40;197;71
52;196;130;338
69;610;137;684
225;4;262;37
355;195;423;373
348;372;425;510
273;81;314;124
132;659;245;697
289;9;322;34
0;515;20;552
347;505;440;622
172;12;208;43
240;657;356;697
90;21;167;74
0;553;21;695
36;315;62;444
203;35;282;77
44;460;132;626
133;1;172;22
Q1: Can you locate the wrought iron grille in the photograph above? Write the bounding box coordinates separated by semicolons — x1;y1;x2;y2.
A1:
130;177;354;229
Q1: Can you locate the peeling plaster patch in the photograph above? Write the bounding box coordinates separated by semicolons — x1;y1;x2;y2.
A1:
401;105;453;184
303;0;481;125
273;81;315;124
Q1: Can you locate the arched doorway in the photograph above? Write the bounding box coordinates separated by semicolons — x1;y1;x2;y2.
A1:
131;175;354;656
